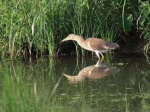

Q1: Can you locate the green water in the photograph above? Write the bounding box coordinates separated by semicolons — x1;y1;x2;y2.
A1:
0;53;150;112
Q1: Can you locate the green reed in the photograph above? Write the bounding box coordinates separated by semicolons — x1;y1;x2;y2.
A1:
0;0;149;58
137;1;150;53
0;0;119;57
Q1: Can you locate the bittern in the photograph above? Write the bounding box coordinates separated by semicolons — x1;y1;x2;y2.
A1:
61;34;119;61
64;60;120;84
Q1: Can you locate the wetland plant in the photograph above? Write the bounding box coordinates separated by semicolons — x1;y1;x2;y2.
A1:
0;0;149;58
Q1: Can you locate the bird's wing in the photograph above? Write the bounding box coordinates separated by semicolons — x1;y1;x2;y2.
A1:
78;66;95;76
85;38;108;51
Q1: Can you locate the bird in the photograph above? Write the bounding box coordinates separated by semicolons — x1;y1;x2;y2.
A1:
61;34;119;61
64;60;120;84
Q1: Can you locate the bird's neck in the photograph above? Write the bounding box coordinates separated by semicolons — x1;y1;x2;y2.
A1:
74;36;85;45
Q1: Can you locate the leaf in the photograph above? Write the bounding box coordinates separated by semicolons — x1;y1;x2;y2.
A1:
118;63;124;66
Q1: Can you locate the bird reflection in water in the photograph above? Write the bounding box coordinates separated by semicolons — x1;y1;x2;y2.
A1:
64;60;120;84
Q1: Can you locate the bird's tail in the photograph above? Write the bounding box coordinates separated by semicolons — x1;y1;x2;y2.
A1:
109;43;119;49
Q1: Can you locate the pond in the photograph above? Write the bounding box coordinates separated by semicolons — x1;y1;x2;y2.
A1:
0;52;150;112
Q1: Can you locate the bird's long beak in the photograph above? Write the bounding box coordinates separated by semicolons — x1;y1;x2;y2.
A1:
63;74;72;80
61;38;66;42
61;37;68;42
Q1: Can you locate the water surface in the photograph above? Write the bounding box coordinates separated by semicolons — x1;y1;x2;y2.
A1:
0;53;150;112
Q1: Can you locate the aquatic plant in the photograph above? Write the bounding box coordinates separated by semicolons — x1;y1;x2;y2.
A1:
137;1;150;53
0;0;149;58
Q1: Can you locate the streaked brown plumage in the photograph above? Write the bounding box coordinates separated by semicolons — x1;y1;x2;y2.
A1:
61;34;119;61
64;60;120;84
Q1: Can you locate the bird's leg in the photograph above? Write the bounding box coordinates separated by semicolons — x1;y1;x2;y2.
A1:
95;51;100;60
100;52;104;62
95;52;104;62
95;60;101;67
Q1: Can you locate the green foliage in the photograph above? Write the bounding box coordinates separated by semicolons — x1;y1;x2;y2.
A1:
137;1;150;53
0;0;150;57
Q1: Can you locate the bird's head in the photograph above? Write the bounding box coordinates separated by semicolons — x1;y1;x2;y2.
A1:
61;34;76;42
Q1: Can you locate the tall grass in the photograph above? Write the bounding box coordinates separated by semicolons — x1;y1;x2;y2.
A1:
0;0;149;58
0;0;66;57
0;0;121;57
137;1;150;53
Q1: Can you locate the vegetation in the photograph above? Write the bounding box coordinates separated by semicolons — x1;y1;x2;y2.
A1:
138;1;150;53
0;0;150;111
0;0;150;58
